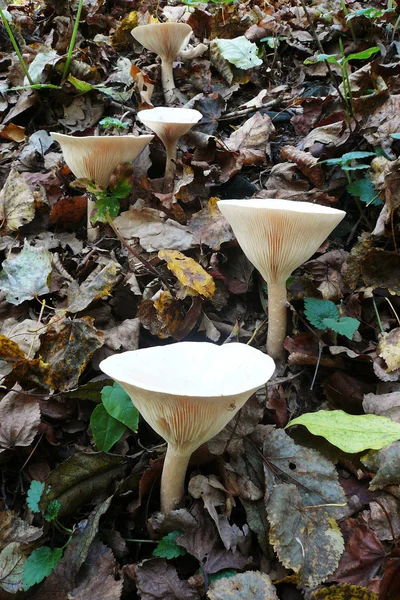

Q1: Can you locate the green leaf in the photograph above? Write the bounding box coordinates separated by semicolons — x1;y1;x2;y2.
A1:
346;8;388;20
286;410;400;453
44;500;61;522
153;531;186;559
0;241;53;305
101;382;139;432
304;298;339;329
216;36;263;69
208;569;238;585
26;480;45;513
67;75;93;93
99;117;129;130
90;403;126;451
390;133;400;139
93;195;120;223
342;163;371;171
23;546;63;591
109;163;134;199
345;47;380;62
304;53;338;65
347;178;382;206
70;178;104;196
323;316;360;339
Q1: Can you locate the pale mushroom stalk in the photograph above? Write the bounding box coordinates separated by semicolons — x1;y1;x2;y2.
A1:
217;199;346;361
160;57;176;105
50;133;153;241
138;107;202;189
100;342;275;513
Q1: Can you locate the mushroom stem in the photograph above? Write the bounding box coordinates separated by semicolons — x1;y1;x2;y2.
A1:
266;280;288;361
161;58;175;104
160;446;190;513
164;139;177;187
87;196;99;242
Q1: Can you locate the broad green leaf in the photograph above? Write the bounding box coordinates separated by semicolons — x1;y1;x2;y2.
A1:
345;47;380;62
304;298;339;329
22;546;63;591
0;241;53;305
26;480;45;513
99;117;129;131
101;382;139;432
347;178;382;206
323;151;376;166
0;543;25;593
267;484;344;586
67;75;93;93
216;36;263;69
90;403;126;452
361;441;400;490
323;316;360;339
153;531;186;559
286;410;400;453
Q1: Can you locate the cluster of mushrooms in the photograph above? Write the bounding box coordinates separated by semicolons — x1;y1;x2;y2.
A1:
51;21;347;513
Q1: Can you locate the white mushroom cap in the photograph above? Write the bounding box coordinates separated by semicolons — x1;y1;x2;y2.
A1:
50;133;154;188
217;199;346;283
137;107;202;146
131;22;193;62
100;342;275;456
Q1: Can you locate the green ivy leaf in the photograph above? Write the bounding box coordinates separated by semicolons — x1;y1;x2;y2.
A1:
44;500;61;522
101;382;139;432
22;546;63;591
153;531;186;559
26;480;45;513
304;298;339;329
90;403;126;451
286;410;400;453
216;36;263;69
322;317;360;339
347;178;382;206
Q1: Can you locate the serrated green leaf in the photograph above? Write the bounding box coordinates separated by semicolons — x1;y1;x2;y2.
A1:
323;316;360;339
153;531;186;559
26;480;45;513
347;178;382;206
216;36;263;69
90;403;126;451
101;382;139;432
286;410;400;453
23;546;63;590
304;298;339;329
109;163;134;199
44;500;61;522
93;195;120;223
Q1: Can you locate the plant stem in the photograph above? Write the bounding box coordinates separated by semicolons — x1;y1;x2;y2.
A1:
161;58;175;104
266;280;287;361
372;296;384;334
61;0;84;83
0;7;34;85
160;446;190;513
87;196;99;242
340;0;356;41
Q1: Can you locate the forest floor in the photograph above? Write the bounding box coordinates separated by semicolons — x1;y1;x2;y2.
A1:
0;0;400;598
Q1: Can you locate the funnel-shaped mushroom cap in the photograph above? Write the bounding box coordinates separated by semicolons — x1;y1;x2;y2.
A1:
100;342;275;456
131;23;192;62
138;107;202;145
217;199;345;283
50;133;154;188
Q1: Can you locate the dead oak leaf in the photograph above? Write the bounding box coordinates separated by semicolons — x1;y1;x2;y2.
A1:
0;391;41;451
0;168;35;231
158;250;215;298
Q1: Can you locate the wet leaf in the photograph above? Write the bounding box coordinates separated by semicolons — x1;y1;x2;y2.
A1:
312;584;378;600
0;542;25;594
361;442;400;490
267;484;344;586
39;452;126;517
158;250;215;298
207;570;278;600
286;410;400;453
1;168;35;231
66;261;121;313
0;241;53;305
189;197;234;250
90;404;126;452
0;391;41;450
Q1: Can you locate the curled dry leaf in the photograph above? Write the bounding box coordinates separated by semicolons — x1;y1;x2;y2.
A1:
0;391;41;451
0;511;42;551
224;112;274;166
280;145;325;187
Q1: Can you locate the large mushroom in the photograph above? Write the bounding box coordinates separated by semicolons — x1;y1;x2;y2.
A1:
50;133;153;241
217;199;346;361
138;106;202;187
100;341;275;513
131;22;192;104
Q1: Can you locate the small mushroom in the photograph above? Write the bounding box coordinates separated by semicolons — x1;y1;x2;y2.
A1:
50;133;153;241
100;341;275;513
138;106;202;187
131;22;192;104
217;199;346;361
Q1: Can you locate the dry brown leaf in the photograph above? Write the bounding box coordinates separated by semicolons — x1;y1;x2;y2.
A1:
189;197;234;251
0;391;41;450
0;511;42;551
280;145;325;187
224;112;274;165
363;384;400;422
0;168;35;231
0;123;25;143
377;329;400;372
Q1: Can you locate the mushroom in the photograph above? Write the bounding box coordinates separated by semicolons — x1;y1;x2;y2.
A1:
217;199;346;361
50;132;153;241
138;106;202;187
131;22;192;104
100;341;275;513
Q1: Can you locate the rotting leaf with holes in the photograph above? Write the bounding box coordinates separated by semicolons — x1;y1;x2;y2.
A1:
39;452;126;517
158;249;215;298
267;483;344;586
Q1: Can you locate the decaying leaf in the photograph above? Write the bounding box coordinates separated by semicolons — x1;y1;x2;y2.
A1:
361;442;400;490
189;197;234;250
135;558;201;600
312;584;378;600
0;391;41;450
0;511;42;551
207;571;278;600
361;248;400;294
224;112;274;166
280;145;325;187
158;250;215;298
363;385;400;422
0;168;35;231
69;539;123;600
268;484;344;586
377;329;400;372
0;542;26;594
66;261;121;313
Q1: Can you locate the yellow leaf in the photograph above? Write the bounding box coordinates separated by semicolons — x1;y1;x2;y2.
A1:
158;250;215;299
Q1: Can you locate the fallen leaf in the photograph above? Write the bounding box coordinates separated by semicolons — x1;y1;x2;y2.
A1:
361;248;400;294
0;542;25;594
207;571;278;600
135;558;201;600
377;329;400;372
69;539;123;600
49;195;87;228
363;495;400;541
0;241;53;305
280;145;325;187
363;386;400;422
0;123;25;142
268;483;344;586
66;261;121;313
158;250;215;298
224;112;274;166
0;334;25;362
361;442;400;490
0;511;42;551
0;168;35;231
0;391;41;450
189;197;234;250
